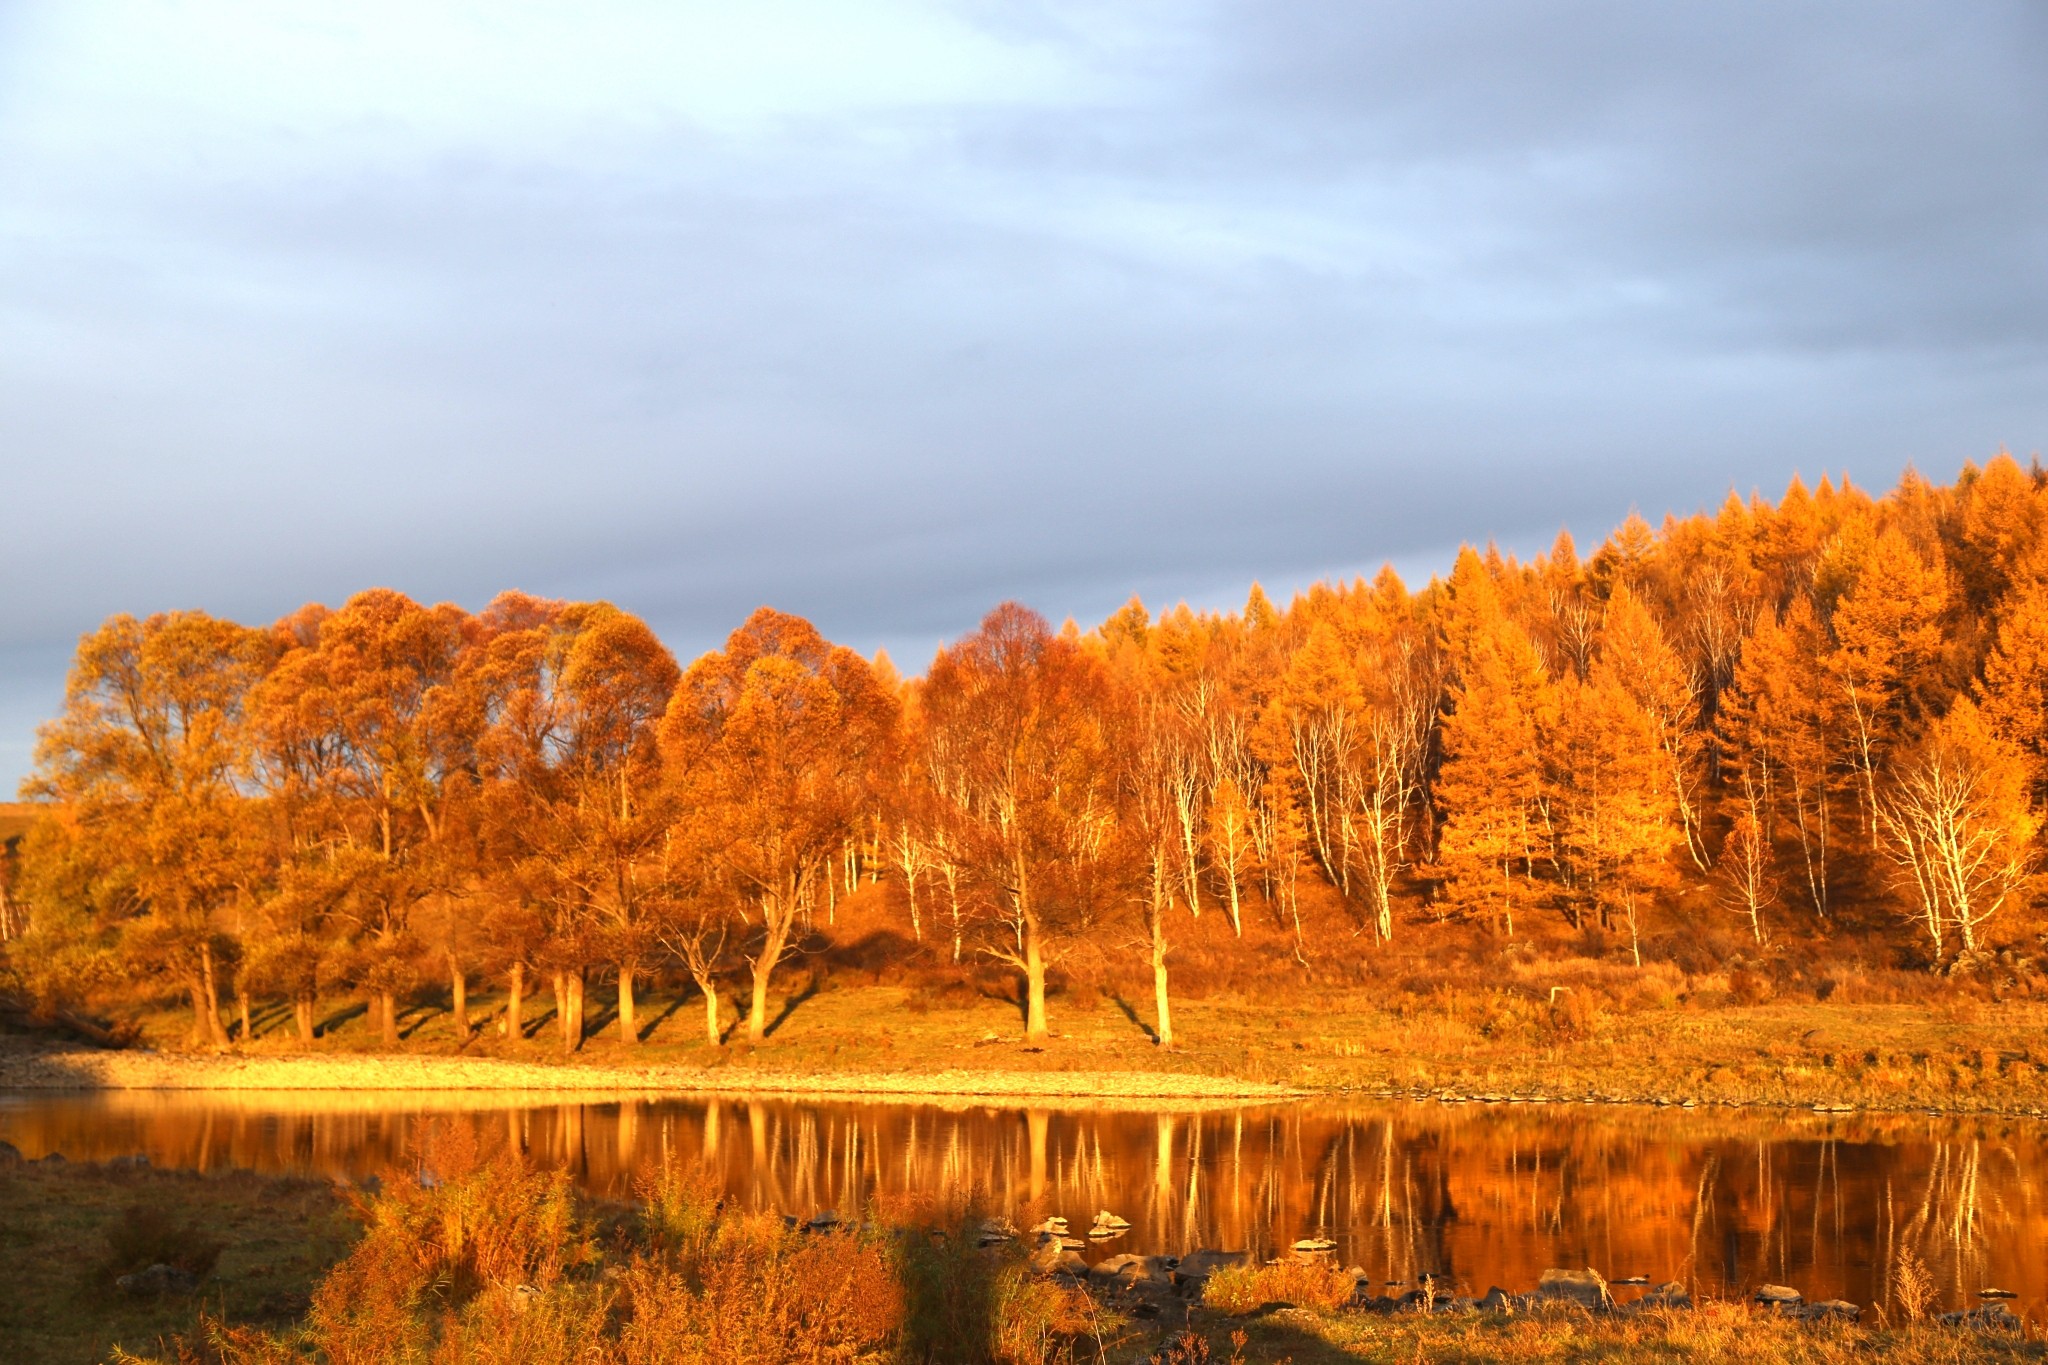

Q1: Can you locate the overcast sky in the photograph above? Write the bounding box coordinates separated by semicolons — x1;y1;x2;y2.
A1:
2;2;2044;792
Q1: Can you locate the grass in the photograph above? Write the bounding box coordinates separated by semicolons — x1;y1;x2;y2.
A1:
76;976;2048;1113
1165;1304;2046;1364
0;1156;358;1365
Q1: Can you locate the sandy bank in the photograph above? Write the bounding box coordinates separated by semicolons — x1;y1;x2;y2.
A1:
0;1042;1303;1102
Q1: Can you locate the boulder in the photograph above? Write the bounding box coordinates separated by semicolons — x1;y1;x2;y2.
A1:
804;1210;842;1232
1803;1299;1861;1322
1942;1302;2022;1332
1030;1216;1069;1235
1537;1268;1611;1310
106;1153;150;1171
1476;1286;1517;1314
0;1140;20;1165
38;1151;66;1167
976;1216;1018;1246
1171;1248;1251;1296
1090;1209;1131;1233
117;1263;198;1296
1754;1284;1803;1309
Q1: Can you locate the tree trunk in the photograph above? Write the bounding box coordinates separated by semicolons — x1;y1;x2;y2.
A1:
504;962;524;1040
294;994;315;1044
1151;920;1173;1049
618;963;637;1044
564;971;586;1053
701;979;721;1046
1023;915;1048;1041
449;959;469;1041
198;943;229;1049
187;975;209;1047
379;991;399;1048
748;909;793;1044
552;971;568;1044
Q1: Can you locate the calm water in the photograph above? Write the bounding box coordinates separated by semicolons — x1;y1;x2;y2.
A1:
2;1092;2040;1315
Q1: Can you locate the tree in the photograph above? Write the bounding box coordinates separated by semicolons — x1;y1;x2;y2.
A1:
1434;552;1553;935
1876;699;2039;964
662;609;894;1045
920;604;1115;1041
1830;529;1951;841
1716;802;1778;945
247;590;473;1048
27;612;271;1046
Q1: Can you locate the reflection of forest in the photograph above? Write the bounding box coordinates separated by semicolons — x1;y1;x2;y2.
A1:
4;1096;2041;1312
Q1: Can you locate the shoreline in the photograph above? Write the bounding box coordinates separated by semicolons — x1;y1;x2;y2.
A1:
0;1044;1307;1102
6;1043;2048;1117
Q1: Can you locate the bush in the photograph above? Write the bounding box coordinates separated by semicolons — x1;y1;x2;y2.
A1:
1201;1258;1355;1315
97;1201;225;1283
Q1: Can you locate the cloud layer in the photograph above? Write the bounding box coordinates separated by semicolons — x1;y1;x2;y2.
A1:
3;1;2044;788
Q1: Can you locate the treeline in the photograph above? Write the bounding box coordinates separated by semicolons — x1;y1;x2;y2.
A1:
8;456;2048;1050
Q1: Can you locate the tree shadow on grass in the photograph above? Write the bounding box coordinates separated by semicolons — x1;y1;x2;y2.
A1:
1110;994;1160;1045
314;1002;367;1037
241;999;295;1040
397;1002;445;1041
639;993;690;1041
761;975;822;1039
521;1007;558;1041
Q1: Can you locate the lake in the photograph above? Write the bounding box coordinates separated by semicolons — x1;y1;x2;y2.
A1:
2;1091;2038;1314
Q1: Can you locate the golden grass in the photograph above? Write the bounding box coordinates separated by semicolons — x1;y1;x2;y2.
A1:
40;981;2048;1114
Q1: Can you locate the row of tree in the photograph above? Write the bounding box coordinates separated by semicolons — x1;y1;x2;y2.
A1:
11;456;2048;1050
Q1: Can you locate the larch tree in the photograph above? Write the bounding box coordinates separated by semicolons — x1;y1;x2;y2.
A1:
919;603;1116;1041
1829;529;1952;842
662;609;895;1045
1433;551;1554;936
1977;565;2048;806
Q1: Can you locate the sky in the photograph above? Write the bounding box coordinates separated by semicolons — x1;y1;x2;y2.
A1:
2;2;2045;792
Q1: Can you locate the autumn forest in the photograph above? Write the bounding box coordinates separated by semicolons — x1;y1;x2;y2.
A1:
8;456;2048;1057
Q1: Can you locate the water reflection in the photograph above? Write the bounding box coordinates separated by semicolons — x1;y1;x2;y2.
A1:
2;1092;2040;1313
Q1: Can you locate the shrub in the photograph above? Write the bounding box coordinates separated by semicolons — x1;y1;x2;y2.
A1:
1202;1258;1355;1315
97;1201;225;1283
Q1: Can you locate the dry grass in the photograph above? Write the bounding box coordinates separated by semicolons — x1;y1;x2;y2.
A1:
112;1119;1112;1365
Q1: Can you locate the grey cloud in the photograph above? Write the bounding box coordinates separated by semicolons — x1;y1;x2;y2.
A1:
2;2;2044;793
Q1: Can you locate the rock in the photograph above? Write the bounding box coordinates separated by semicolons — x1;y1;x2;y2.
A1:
1754;1284;1803;1308
1803;1299;1861;1322
1477;1286;1516;1314
1090;1209;1131;1232
38;1151;66;1167
1611;1275;1649;1286
509;1284;541;1312
1030;1216;1069;1235
1537;1267;1611;1310
977;1216;1018;1245
1090;1253;1147;1285
1942;1302;2022;1332
804;1210;841;1231
1635;1282;1692;1311
117;1263;199;1296
0;1140;20;1165
1290;1236;1337;1256
106;1153;150;1171
1979;1287;2018;1299
1171;1248;1251;1296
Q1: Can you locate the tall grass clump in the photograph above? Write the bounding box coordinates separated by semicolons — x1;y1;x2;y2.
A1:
125;1121;1108;1365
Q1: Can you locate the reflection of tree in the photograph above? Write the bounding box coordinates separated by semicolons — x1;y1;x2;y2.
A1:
11;1099;2048;1312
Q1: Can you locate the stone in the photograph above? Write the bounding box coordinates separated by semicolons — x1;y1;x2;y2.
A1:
1754;1284;1803;1307
1537;1267;1611;1310
1942;1302;2022;1332
38;1151;66;1167
0;1140;20;1165
977;1216;1018;1245
117;1263;198;1296
804;1210;841;1231
1030;1216;1069;1235
1979;1287;2017;1299
1803;1299;1861;1322
1290;1236;1337;1256
106;1153;151;1171
1477;1286;1517;1314
1171;1248;1251;1296
1090;1209;1131;1232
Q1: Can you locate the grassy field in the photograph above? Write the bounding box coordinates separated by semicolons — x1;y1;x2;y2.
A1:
69;971;2048;1112
0;1156;357;1364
